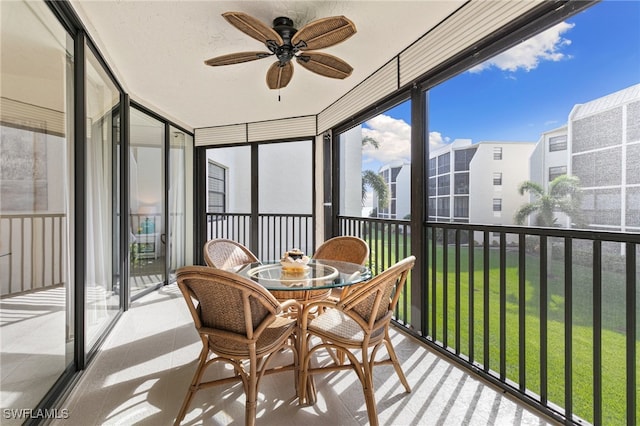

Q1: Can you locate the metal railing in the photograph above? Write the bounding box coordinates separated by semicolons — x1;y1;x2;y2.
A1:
338;216;413;324
337;215;638;426
0;213;67;297
205;212;314;261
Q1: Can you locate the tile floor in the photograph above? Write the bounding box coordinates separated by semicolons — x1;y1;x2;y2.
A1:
53;284;558;426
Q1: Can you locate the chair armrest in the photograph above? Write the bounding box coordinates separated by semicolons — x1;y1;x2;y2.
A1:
279;298;302;313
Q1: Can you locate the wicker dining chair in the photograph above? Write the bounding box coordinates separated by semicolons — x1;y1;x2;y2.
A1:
312;235;369;265
203;238;259;270
174;266;299;426
312;235;369;300
298;256;416;426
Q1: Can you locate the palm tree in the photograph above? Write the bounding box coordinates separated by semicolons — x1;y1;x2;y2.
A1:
514;174;583;227
361;136;389;209
362;170;389;208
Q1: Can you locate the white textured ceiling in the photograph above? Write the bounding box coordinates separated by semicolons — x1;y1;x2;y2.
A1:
70;1;464;130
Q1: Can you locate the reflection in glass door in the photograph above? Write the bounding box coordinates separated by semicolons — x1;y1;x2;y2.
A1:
129;108;165;295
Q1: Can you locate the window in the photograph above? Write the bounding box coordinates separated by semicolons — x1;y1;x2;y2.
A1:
549;135;567;152
548;166;567;182
437;152;450;174
454;148;477;171
454;173;469;194
454;197;469;218
428;157;437;176
493;198;502;212
207;161;226;213
437;174;450;195
428;177;437;195
391;166;402;181
493;147;502;160
437;196;450;217
493;172;502;186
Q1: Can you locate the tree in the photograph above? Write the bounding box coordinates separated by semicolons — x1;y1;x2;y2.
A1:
514;174;583;227
361;136;389;209
362;170;389;207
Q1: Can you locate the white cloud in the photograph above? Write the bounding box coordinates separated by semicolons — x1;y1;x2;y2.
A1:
429;131;450;150
469;21;574;74
362;115;411;164
361;115;454;166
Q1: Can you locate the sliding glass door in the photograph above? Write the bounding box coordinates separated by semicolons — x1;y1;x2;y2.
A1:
168;127;192;282
0;0;75;418
84;44;121;348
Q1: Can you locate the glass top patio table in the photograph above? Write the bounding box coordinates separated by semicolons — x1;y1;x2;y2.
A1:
233;259;371;292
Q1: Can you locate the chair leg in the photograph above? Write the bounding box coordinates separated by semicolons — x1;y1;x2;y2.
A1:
175;346;209;425
384;333;411;393
361;354;379;426
298;336;310;405
245;355;258;426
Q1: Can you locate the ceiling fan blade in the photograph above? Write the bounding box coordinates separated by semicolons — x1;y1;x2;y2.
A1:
205;51;272;66
266;61;294;89
292;16;356;50
222;12;283;46
296;52;353;80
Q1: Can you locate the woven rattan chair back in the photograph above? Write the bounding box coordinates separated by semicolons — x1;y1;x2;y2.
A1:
312;235;369;265
175;265;298;426
312;236;370;301
203;238;259;270
340;255;414;327
179;265;279;335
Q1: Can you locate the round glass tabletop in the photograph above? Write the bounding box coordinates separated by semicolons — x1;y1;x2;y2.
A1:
235;259;371;291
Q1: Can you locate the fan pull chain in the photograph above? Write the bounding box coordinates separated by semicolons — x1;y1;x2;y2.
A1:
278;88;281;102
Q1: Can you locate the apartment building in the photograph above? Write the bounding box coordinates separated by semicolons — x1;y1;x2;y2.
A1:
427;139;536;231
376;161;410;220
529;83;640;232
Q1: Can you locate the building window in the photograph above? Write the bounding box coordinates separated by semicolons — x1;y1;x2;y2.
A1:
207;160;226;213
493;147;502;160
437;196;450;217
548;165;567;182
549;135;568;152
437;152;450;174
454;173;469;194
437;174;450;195
454;197;469;218
493;198;502;212
428;157;437;176
493;172;502;186
428;177;437;195
454;148;477;171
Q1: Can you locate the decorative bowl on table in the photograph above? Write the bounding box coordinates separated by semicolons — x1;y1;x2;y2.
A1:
280;249;310;275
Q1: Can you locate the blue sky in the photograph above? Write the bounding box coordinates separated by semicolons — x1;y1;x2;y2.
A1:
361;0;640;172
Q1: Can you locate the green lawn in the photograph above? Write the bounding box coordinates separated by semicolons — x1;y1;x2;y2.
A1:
368;233;639;425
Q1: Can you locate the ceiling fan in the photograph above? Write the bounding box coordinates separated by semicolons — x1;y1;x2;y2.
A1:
205;12;357;90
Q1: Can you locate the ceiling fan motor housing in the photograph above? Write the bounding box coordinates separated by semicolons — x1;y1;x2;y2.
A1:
271;17;300;66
